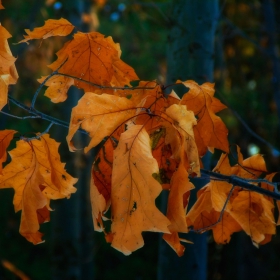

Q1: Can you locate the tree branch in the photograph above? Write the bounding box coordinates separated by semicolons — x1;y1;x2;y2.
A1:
8;95;88;135
200;169;280;200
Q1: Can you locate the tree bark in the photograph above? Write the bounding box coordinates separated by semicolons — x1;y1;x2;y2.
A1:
158;1;219;279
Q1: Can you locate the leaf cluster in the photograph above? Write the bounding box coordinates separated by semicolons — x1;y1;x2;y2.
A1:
1;11;280;256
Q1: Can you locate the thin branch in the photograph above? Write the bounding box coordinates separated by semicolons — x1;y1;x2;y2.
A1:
8;95;88;135
20;122;54;141
216;91;280;155
200;169;280;200
56;72;157;90
0;110;41;119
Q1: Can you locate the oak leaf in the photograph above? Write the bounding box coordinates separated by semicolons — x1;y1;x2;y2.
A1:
179;80;229;155
110;125;170;255
41;31;138;102
67;93;137;152
0;135;77;243
0;129;16;174
19;18;74;44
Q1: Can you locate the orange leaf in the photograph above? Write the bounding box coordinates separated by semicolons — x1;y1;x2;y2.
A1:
179;80;229;155
67;93;137;152
42;31;138;99
0;135;77;243
0;129;16;174
162;232;185;257
228;191;275;244
165;104;200;175
110;125;170;255
211;211;242;244
166;162;194;233
19;18;74;44
0;1;4;9
0;25;18;110
37;75;74;103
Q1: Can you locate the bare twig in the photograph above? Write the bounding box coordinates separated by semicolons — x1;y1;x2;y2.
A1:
8;94;88;135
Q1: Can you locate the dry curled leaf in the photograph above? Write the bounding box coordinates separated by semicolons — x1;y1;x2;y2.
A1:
19;18;74;44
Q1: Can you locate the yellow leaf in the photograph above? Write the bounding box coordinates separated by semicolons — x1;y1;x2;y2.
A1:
19;18;74;44
165;104;200;175
111;125;170;255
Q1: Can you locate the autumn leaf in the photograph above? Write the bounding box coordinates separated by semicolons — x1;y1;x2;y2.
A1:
228;191;275;244
110;125;170;255
0;130;16;174
162;232;185;257
90;138;116;231
67;92;137;152
166;162;194;233
165;104;200;175
0;25;18;110
41;31;138;102
179;80;229;155
37;75;74;103
0;135;77;243
90;177;107;232
19;18;74;44
211;211;242;244
0;1;4;9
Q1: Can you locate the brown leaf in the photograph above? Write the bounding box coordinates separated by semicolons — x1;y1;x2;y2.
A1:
19;18;74;44
110;125;170;255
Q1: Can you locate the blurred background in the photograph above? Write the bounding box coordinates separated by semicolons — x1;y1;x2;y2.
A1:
1;0;280;279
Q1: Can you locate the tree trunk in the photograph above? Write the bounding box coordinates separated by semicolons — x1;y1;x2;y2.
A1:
51;1;94;279
158;1;219;279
